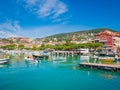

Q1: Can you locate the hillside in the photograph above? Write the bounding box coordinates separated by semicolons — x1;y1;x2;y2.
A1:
40;28;116;42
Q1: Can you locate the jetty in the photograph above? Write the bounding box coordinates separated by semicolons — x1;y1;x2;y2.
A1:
79;63;120;72
52;51;74;55
52;49;89;55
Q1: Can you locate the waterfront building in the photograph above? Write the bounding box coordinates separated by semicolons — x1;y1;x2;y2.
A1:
94;30;120;51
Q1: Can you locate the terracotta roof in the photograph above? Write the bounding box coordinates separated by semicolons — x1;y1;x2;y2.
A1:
100;30;113;35
97;30;120;37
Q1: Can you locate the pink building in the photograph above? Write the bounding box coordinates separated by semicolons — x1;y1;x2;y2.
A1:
94;30;120;51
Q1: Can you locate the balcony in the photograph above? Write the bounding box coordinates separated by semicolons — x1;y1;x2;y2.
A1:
106;47;112;50
113;42;116;45
94;38;100;41
99;39;106;42
113;37;116;40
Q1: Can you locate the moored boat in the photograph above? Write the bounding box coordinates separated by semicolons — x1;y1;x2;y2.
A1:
0;58;9;64
24;57;39;63
33;55;49;60
98;57;114;64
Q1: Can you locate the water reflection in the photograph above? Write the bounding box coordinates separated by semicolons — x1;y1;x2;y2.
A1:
0;54;120;80
79;66;120;79
0;64;10;68
25;60;39;68
1;54;119;66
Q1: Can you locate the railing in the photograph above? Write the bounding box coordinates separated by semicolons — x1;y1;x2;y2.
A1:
99;39;106;42
94;38;100;41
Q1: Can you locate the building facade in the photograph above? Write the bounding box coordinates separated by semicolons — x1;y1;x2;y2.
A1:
94;30;120;51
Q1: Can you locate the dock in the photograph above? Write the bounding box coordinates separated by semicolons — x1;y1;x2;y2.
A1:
79;63;120;72
52;49;89;55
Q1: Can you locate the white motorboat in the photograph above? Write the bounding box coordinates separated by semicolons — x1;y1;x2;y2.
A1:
0;58;9;64
24;57;34;61
24;57;39;63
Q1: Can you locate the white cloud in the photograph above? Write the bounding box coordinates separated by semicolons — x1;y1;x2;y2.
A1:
0;20;21;38
51;1;68;18
52;15;72;23
19;0;68;21
0;30;17;38
25;0;39;6
0;20;21;32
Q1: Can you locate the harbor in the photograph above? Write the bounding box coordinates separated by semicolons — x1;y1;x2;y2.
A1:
0;0;120;90
0;54;120;90
1;28;120;90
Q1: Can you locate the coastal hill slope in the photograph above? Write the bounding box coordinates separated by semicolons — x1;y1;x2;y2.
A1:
39;28;117;42
0;28;118;44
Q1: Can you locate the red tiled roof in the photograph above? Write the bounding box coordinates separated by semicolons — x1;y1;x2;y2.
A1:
96;30;120;37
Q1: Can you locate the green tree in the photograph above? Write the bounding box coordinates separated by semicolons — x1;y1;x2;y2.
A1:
1;44;16;50
39;44;46;50
31;46;37;50
18;44;24;50
96;46;103;52
117;47;120;51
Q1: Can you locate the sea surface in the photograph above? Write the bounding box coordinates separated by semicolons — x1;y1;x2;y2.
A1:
0;55;120;90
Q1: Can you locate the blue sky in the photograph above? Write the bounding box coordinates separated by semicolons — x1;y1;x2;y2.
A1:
0;0;120;38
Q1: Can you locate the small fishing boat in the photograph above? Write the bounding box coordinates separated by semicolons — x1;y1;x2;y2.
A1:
24;57;34;61
33;55;49;60
24;57;39;63
98;57;114;64
99;57;114;60
0;58;9;64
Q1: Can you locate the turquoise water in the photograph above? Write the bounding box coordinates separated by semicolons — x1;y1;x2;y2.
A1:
0;55;120;90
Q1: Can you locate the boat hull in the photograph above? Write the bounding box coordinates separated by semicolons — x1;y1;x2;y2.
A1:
0;58;9;64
